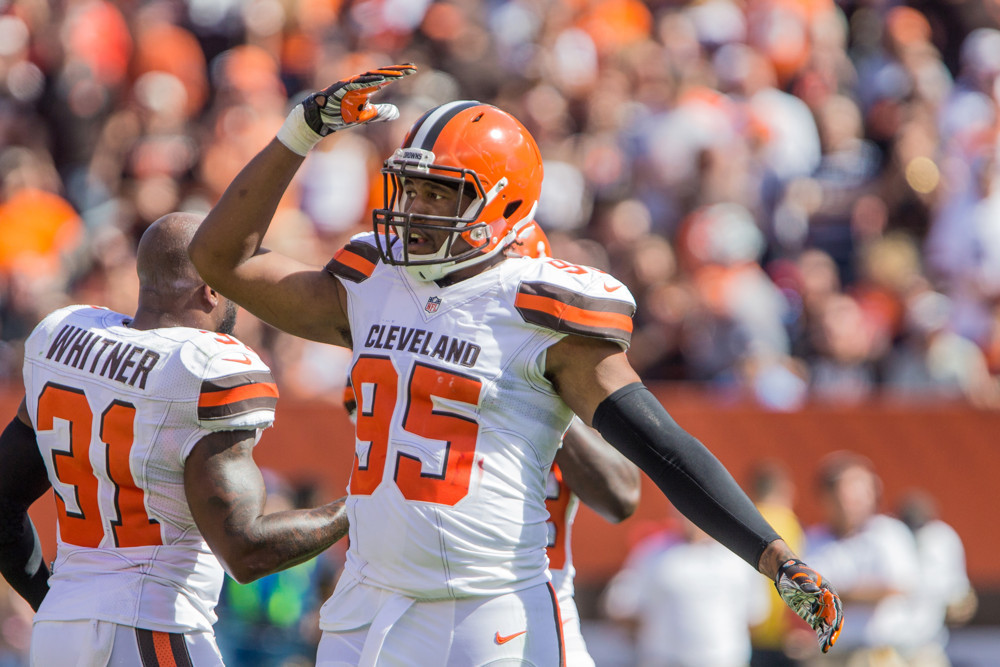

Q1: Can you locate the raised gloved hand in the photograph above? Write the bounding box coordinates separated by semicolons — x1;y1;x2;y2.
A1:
277;63;417;156
774;558;844;653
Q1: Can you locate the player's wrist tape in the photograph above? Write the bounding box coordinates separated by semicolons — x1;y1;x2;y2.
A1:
276;105;325;156
592;382;780;568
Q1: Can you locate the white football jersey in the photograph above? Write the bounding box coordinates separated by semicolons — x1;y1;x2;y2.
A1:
22;305;277;633
321;233;635;608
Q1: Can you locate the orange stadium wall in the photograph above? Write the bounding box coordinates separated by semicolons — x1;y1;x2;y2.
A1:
9;383;1000;602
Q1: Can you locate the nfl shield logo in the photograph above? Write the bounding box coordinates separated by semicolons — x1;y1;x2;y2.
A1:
425;296;441;313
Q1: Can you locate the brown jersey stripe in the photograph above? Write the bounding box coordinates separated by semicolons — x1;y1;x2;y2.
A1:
515;283;633;344
201;370;275;393
198;395;278;420
325;242;380;282
136;629;193;667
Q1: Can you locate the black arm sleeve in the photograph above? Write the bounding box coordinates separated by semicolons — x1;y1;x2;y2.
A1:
592;382;779;569
0;417;51;611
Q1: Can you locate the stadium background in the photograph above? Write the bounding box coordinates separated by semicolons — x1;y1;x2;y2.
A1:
4;0;1000;663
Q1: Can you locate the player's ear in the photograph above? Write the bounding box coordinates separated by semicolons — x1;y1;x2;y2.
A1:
198;284;220;311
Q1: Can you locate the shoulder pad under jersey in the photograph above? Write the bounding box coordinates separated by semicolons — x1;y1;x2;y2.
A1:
514;257;636;348
188;332;278;431
325;232;383;283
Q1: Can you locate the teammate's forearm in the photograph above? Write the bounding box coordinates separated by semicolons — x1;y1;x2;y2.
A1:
225;498;348;583
190;139;303;281
557;422;640;523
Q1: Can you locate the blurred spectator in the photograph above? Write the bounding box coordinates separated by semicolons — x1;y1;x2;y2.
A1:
804;94;882;285
892;489;978;666
603;511;769;667
677;201;792;383
803;451;921;666
884;289;1000;408
806;293;880;403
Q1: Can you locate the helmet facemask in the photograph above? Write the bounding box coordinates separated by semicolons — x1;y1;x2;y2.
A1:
374;147;519;282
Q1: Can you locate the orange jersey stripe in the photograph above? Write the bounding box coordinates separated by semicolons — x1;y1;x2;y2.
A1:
334;247;377;278
198;381;278;407
514;292;634;333
152;632;177;667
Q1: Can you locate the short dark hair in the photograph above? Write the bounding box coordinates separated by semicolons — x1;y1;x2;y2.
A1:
816;450;877;493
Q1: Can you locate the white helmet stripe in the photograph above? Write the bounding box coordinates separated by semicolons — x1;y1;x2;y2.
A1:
406;100;480;150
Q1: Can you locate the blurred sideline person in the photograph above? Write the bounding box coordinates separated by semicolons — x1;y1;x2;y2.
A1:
893;489;977;666
747;460;809;667
603;510;770;667
0;213;348;665
189;64;844;664
804;451;919;666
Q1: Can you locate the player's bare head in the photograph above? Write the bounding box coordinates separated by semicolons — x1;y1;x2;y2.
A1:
133;212;236;334
816;450;882;533
136;212;205;295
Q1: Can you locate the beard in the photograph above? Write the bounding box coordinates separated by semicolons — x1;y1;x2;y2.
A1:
217;300;238;335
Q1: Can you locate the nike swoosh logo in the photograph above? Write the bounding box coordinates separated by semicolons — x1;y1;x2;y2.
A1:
223;355;252;365
603;282;622;292
494;630;527;645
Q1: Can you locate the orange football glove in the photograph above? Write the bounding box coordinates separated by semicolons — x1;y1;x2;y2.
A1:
775;558;844;653
277;63;417;155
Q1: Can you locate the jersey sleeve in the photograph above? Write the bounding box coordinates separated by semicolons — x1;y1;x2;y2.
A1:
194;340;279;432
324;233;382;284
515;260;636;349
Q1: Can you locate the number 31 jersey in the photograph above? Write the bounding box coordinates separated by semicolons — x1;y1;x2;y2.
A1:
22;305;278;633
324;232;635;602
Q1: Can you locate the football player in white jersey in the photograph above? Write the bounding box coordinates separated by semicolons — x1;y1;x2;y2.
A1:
0;213;348;666
189;64;845;664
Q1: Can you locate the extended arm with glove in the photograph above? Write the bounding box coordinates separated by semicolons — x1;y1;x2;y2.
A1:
590;382;844;654
775;558;844;653
277;63;417;156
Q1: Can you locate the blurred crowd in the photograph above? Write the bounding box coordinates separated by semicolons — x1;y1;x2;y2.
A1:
4;0;1000;409
601;453;977;667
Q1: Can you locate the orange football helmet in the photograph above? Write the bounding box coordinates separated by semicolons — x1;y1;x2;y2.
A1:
373;101;544;281
512;220;552;259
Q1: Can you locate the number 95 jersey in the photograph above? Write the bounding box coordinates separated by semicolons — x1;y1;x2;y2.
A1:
22;305;278;633
325;233;635;600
